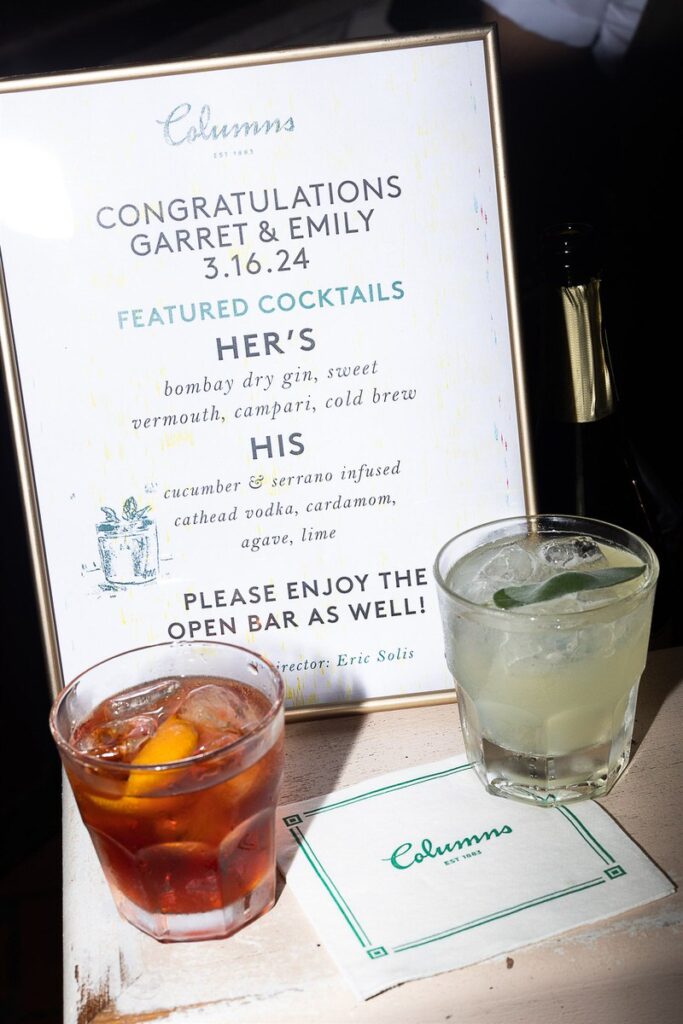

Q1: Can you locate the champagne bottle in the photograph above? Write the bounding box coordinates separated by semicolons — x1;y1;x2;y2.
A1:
537;224;649;525
535;222;680;638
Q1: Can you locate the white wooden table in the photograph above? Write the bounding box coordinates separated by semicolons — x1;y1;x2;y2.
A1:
64;647;683;1024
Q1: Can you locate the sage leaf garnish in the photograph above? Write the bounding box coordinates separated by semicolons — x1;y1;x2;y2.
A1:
493;565;645;609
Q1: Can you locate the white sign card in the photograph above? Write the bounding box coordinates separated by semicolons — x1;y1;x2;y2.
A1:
0;32;531;709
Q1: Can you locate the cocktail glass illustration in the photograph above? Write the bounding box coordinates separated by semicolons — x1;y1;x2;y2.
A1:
96;497;159;585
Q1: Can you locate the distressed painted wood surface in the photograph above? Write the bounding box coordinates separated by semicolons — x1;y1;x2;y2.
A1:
65;647;683;1024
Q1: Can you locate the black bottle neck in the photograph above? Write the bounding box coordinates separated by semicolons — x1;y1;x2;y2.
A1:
542;222;601;287
542;223;615;424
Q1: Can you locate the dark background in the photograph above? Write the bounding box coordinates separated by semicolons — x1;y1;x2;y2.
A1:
1;2;681;1020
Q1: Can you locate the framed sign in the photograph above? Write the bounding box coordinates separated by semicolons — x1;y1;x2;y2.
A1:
0;29;534;715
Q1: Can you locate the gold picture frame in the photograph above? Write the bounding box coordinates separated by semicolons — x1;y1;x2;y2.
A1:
0;28;535;716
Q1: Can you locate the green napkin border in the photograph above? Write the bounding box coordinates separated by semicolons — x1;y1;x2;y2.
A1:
282;763;625;962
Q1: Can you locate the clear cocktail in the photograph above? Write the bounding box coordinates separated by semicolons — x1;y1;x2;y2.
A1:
435;516;658;804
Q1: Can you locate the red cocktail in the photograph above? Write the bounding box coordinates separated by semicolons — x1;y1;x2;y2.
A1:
50;642;284;942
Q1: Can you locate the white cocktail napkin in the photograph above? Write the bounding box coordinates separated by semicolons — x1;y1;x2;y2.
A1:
276;756;674;999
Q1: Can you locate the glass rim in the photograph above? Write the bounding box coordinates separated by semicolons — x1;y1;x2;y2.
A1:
49;639;285;774
433;513;659;621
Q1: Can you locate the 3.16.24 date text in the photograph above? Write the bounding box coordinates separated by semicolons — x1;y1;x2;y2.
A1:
203;248;309;279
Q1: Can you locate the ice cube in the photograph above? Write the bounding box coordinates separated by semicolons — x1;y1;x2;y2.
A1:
73;714;157;761
178;683;259;738
497;624;585;678
456;576;497;604
219;810;271;860
218;809;273;899
108;678;182;718
480;542;536;584
195;730;243;754
136;842;221;914
540;536;607;569
572;623;616;659
449;541;537;604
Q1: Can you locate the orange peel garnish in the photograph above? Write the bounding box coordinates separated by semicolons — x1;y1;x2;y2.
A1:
82;792;180;818
125;716;198;797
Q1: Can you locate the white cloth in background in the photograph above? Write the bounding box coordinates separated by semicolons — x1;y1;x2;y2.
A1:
485;0;649;62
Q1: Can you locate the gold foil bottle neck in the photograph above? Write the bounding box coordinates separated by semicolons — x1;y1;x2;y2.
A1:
559;276;614;423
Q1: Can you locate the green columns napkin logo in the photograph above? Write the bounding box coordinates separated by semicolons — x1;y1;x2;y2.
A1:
386;825;513;870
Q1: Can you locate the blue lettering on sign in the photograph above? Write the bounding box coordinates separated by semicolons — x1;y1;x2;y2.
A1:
158;104;295;146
